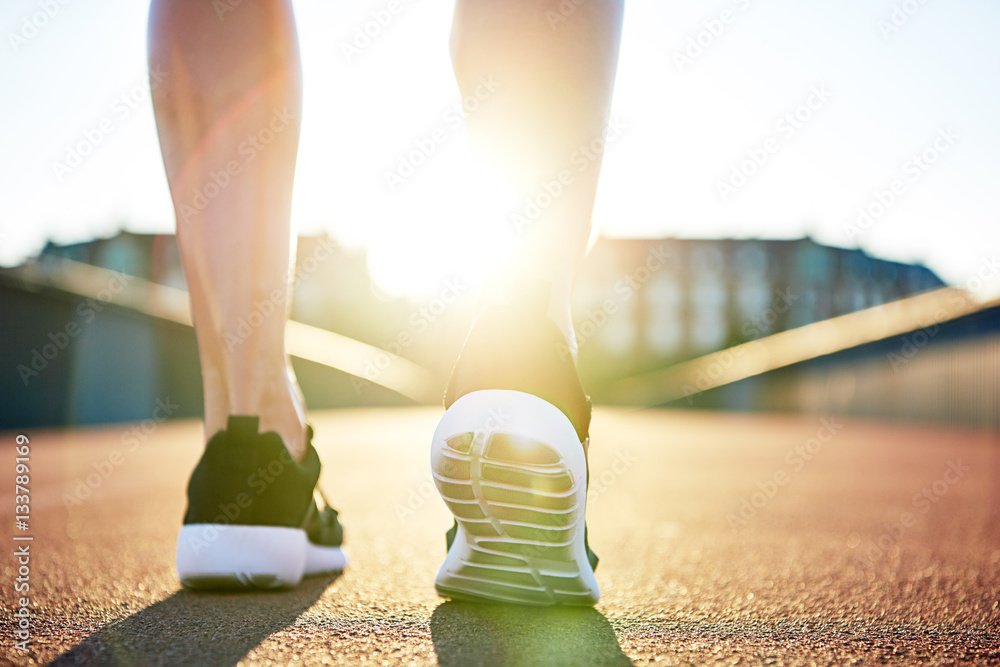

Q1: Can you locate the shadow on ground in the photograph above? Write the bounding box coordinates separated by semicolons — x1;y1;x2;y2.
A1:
50;574;339;666
431;601;634;666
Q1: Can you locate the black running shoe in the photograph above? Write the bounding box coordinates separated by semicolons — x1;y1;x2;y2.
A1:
176;416;346;590
431;279;600;605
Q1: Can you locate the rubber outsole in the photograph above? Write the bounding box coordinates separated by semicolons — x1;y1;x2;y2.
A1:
176;524;346;590
431;390;599;606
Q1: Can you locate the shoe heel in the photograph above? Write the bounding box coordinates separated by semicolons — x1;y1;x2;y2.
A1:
431;389;599;605
176;524;307;590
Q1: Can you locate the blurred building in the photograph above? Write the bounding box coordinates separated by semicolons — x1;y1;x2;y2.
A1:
660;299;1000;430
5;230;984;431
0;232;441;428
573;237;944;383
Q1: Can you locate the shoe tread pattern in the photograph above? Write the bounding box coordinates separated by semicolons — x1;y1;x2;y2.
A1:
433;431;595;605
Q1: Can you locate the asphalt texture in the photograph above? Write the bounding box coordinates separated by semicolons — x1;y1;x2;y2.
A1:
1;407;999;666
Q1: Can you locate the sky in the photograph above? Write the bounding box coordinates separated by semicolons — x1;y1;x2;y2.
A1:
1;0;999;299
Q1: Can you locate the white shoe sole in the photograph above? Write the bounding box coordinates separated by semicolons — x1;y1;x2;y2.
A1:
431;389;599;606
176;524;347;590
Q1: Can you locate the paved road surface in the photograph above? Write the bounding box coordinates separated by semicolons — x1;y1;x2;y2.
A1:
2;408;999;665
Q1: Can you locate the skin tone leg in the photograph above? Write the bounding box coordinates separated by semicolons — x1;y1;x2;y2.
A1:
148;0;309;460
147;0;621;459
450;0;624;359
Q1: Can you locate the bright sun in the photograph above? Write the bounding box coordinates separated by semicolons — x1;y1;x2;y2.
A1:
341;140;517;301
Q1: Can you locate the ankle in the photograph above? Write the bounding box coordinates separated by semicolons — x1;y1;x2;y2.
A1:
257;372;308;461
446;281;591;441
545;291;578;364
481;275;578;360
202;370;309;462
259;406;308;462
